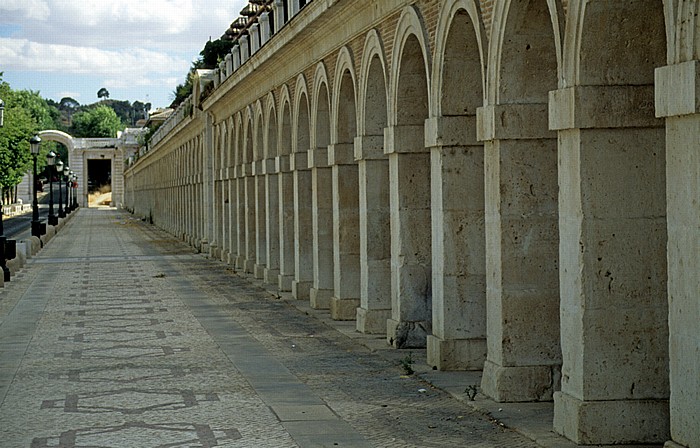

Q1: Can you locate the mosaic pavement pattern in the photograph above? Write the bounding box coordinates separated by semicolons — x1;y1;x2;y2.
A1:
0;209;538;447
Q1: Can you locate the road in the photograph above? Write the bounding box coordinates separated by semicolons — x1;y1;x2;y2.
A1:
2;184;71;240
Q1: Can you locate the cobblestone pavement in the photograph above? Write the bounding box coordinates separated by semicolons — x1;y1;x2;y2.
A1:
0;208;539;447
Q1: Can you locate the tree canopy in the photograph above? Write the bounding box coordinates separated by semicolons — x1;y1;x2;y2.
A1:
71;105;124;138
97;87;110;100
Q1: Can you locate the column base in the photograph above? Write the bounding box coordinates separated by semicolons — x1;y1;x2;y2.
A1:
426;335;486;371
221;250;230;263
254;264;266;279
310;288;332;309
278;274;293;292
481;359;560;402
553;391;669;445
200;239;208;254
244;259;256;274
292;280;312;300
664;442;687;448
330;297;359;321
356;308;391;334
386;318;429;349
264;268;280;285
234;255;246;270
209;245;220;260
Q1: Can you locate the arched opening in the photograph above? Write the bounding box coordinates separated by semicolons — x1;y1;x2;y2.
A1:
293;90;314;299
387;31;432;348
554;1;668;444
427;7;487;372
254;111;267;278
310;80;334;309
356;51;391;334
244;117;256;273
481;0;561;402
330;66;360;320
278;98;295;291
264;105;281;284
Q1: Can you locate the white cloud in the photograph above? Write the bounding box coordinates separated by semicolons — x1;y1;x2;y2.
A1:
0;0;51;21
0;38;189;76
57;92;82;100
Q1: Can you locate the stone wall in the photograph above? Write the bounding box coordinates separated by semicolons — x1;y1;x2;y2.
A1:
124;1;700;446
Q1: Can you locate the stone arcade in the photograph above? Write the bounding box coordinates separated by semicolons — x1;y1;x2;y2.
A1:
123;1;700;446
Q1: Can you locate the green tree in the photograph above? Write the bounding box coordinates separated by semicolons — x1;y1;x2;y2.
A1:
71;105;123;138
97;87;110;101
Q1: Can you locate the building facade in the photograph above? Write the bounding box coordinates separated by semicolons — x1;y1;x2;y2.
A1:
123;1;700;445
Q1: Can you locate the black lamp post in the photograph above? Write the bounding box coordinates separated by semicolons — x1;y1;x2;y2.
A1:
0;98;8;281
30;135;43;238
46;151;57;226
56;159;64;219
72;174;79;209
63;167;71;214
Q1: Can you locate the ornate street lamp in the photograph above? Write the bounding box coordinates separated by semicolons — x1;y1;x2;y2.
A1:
56;159;64;219
30;135;44;238
46;151;57;226
63;166;71;214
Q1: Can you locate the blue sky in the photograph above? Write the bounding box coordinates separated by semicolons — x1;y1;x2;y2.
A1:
0;0;247;109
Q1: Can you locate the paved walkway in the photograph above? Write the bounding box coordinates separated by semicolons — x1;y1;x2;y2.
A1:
0;208;541;447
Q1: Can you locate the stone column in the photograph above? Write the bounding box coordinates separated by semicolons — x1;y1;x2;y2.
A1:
226;172;237;265
426;115;486;371
240;35;250;63
551;85;669;444
385;125;432;348
202;114;215;256
244;163;256;273
264;157;280;284
234;166;247;269
328;143;360;320
292;150;313;299
277;154;295;291
254;161;267;279
477;103;560;400
355;134;391;334
309;147;333;309
232;45;241;71
250;23;260;54
288;0;300;18
657;61;699;448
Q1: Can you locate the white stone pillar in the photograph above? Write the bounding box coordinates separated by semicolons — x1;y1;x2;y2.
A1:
551;85;669;444
328;143;360;320
232;45;241;71
655;60;700;448
292;150;313;299
426;115;486;371
355;135;391;334
385;125;432;348
264;158;280;284
225;54;233;78
273;0;285;33
244;162;256;273
310;147;334;309
277;153;295;291
240;35;250;63
288;0;300;19
260;12;271;45
203;114;215;255
234;166;247;269
254;161;267;279
477;103;560;399
250;23;260;54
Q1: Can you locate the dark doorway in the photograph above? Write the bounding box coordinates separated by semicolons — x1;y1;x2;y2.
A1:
87;159;111;194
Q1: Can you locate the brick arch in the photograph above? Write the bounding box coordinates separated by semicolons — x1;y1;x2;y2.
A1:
264;92;278;159
331;46;357;145
311;62;331;150
431;0;486;117
253;100;265;161
357;29;388;137
293;74;310;153
389;5;432;127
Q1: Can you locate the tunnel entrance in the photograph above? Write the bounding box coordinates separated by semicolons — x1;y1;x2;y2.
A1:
87;159;112;207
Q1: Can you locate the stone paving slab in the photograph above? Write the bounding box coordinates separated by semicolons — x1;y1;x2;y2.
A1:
0;208;540;447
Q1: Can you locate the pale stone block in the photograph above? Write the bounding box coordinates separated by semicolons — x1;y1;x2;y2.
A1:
254;264;266;279
481;360;560;402
264;268;280;285
292;280;311;300
425;116;478;147
356;308;391;334
278;274;293;292
330;297;360;321
310;287;332;310
553;392;670;445
384;125;425;155
386;318;430;349
426;335;486;371
655;61;700;117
